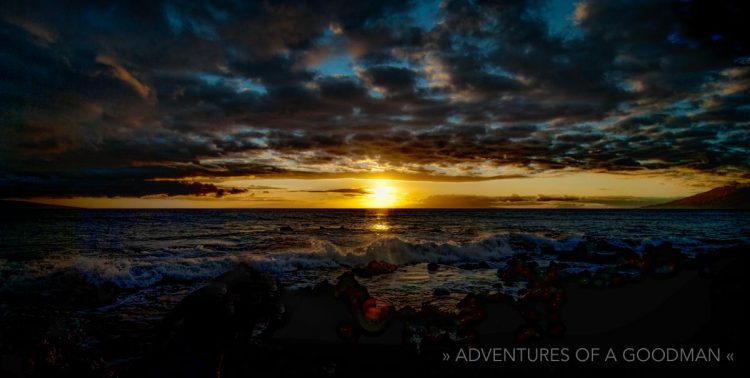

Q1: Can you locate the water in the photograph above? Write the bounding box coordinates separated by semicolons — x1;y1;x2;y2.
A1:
1;209;749;325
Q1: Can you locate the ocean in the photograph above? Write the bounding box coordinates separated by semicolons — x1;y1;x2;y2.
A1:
0;209;746;346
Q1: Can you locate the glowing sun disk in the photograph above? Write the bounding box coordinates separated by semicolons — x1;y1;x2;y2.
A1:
367;186;398;208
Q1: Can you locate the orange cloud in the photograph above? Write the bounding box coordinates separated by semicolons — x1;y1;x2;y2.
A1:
95;55;153;100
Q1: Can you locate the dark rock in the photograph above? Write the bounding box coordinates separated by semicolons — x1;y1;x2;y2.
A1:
557;240;629;264
427;262;439;272
486;291;515;302
278;225;294;232
144;263;284;377
336;321;358;343
433;288;450;297
313;280;334;293
457;261;490;270
332;272;393;337
515;324;543;344
642;242;684;277
517;253;533;261
333;272;371;311
549;261;570;269
547;320;566;338
397;305;417;316
353;260;398;278
497;257;537;283
540;244;557;255
0;271;124;308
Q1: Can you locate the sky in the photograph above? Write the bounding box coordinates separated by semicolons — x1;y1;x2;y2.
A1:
1;0;749;208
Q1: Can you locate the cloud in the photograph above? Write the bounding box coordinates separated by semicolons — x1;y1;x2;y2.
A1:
417;195;532;208
359;66;417;95
95;55;153;99
4;15;56;44
0;0;749;198
0;172;248;198
296;188;372;196
415;194;668;208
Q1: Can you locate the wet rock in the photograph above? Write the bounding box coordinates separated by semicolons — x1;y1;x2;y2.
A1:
516;253;534;262
333;271;370;311
144;263;284;377
312;280;334;293
353;260;398;278
498;257;536;283
432;288;450;297
0;270;124;309
397;305;418;316
556;240;628;264
403;294;488;354
514;324;543;344
457;294;485;320
486;291;515;302
540;244;557;255
457;261;490;270
0;312;110;378
642;242;684;277
333;272;393;337
357;298;394;335
336;321;358;343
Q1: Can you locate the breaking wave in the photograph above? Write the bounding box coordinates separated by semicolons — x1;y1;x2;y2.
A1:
1;233;745;290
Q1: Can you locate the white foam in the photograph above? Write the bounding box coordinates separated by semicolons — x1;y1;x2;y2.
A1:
1;233;743;290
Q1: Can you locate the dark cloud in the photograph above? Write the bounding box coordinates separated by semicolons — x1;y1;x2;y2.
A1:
359;66;417;95
297;188;372;196
416;194;668;208
0;172;248;198
1;0;749;198
417;195;531;208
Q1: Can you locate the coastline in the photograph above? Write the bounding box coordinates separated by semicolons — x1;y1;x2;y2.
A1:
1;234;746;377
122;248;745;377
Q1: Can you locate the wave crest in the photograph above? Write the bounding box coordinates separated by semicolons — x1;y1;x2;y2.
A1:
1;233;744;290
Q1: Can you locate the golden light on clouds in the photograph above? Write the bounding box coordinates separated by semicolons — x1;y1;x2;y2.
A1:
31;170;725;209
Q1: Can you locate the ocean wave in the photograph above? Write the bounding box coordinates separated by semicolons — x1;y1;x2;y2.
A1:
242;235;518;274
1;233;745;291
0;254;240;290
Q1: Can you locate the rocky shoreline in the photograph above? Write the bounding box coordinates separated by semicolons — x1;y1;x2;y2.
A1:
1;244;747;377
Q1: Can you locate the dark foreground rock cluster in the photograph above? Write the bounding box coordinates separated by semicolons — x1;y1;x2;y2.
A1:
129;264;286;377
1;246;747;377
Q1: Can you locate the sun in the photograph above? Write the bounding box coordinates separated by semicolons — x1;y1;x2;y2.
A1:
366;185;398;208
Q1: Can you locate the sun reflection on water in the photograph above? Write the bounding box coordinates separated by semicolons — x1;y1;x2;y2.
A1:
370;223;391;232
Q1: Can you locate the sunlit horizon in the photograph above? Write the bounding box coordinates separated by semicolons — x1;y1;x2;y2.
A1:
20;172;713;209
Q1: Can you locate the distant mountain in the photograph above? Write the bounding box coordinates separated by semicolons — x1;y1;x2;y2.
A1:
0;200;76;209
648;185;750;209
